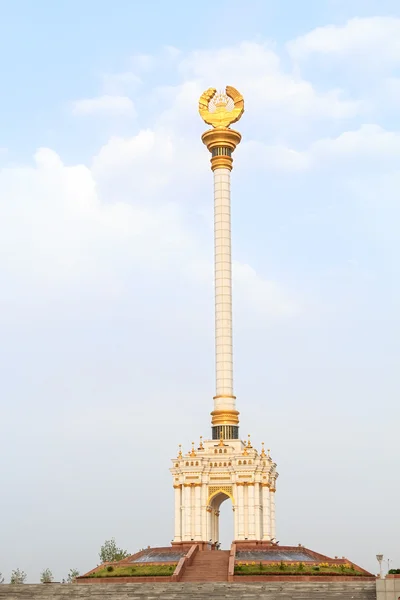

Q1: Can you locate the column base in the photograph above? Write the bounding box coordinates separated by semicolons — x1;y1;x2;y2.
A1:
171;541;217;551
234;539;277;548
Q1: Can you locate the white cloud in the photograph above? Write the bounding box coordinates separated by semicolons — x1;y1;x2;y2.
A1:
310;124;400;162
178;42;358;121
0;146;189;290
243;124;400;173
71;94;136;117
0;136;295;322
288;17;400;64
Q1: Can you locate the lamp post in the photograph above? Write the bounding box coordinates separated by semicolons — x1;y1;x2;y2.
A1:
376;554;383;578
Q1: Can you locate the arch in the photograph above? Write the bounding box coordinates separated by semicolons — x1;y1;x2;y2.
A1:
206;487;235;547
207;486;234;505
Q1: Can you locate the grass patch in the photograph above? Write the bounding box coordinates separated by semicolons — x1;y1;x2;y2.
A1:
234;562;365;577
88;564;177;578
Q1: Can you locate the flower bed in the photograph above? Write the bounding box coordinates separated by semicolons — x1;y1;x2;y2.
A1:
235;561;365;577
87;564;177;578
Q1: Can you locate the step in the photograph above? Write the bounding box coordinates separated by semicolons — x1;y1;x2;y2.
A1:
0;581;377;599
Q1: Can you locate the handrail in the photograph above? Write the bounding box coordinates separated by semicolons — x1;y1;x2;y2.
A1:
171;544;198;581
228;542;236;582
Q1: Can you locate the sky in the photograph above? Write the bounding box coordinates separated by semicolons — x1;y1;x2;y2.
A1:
0;0;399;583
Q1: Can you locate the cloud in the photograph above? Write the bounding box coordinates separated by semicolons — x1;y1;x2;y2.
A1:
0;136;296;322
288;17;400;65
310;124;400;163
242;124;400;173
178;42;358;121
71;94;136;117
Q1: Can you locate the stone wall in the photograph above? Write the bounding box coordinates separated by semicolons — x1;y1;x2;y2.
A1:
0;580;377;599
376;575;400;600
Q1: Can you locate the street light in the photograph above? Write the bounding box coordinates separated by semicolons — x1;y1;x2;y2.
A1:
376;554;384;579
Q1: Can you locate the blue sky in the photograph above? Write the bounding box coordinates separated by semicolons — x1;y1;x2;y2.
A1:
1;0;399;584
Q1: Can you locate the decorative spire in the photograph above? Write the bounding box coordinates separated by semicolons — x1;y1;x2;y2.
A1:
260;442;266;458
267;448;271;458
247;434;252;448
177;444;182;459
198;436;204;450
189;442;197;457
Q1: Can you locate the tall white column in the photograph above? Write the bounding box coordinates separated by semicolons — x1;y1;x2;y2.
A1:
184;485;192;540
207;508;213;543
201;106;242;438
214;168;235;407
194;485;202;540
254;484;261;539
262;486;271;540
244;485;249;539
248;484;255;538
270;490;276;540
174;486;182;542
201;484;208;542
237;485;245;540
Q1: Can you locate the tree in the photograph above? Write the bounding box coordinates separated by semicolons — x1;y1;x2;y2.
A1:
99;538;129;563
40;568;53;583
66;568;80;583
0;573;4;584
10;569;27;584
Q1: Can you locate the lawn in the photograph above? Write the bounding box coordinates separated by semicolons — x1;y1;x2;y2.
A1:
88;564;177;578
234;562;365;576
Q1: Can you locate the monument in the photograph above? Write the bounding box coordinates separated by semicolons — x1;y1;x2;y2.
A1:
75;87;375;594
170;87;278;546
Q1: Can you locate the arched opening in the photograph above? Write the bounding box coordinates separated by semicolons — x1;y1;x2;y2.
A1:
208;490;235;548
218;495;234;549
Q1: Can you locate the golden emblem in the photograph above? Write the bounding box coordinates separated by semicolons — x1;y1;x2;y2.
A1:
199;86;244;129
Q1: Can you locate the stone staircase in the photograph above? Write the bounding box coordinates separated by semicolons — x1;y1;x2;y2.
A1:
0;581;377;599
180;549;229;582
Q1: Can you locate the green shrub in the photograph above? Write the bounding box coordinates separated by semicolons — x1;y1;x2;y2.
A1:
106;566;114;572
388;569;400;575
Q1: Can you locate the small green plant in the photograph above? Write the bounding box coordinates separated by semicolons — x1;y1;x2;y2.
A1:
66;568;80;583
99;538;129;563
297;562;304;571
312;566;320;571
40;568;53;583
388;569;400;575
10;569;27;584
279;561;286;571
106;566;114;572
